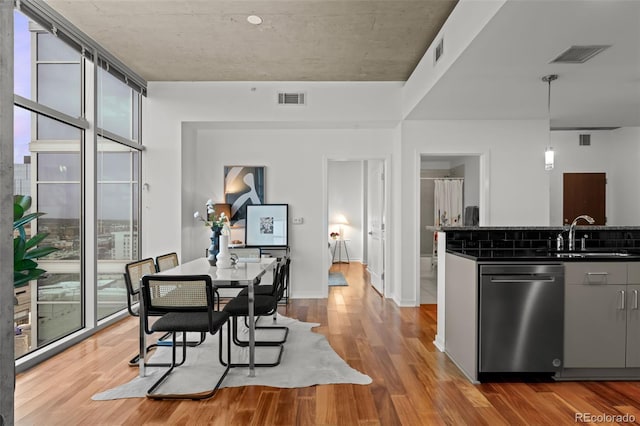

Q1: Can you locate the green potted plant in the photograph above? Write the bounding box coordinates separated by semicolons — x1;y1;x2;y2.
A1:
13;195;58;288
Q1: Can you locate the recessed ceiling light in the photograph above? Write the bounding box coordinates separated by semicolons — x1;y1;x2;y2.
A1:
247;15;263;25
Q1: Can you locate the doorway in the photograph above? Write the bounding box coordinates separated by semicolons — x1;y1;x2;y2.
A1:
326;158;387;297
327;160;364;266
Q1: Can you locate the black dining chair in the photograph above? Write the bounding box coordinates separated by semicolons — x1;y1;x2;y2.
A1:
229;247;261;260
124;258;171;367
237;256;290;299
213;248;263;300
220;257;290;367
155;252;179;272
124;258;204;368
140;274;231;400
237;256;291;327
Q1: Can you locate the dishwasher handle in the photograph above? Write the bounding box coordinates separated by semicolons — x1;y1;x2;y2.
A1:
489;275;556;283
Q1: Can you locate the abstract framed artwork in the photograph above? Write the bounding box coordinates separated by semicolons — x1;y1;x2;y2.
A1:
224;165;265;227
245;204;288;247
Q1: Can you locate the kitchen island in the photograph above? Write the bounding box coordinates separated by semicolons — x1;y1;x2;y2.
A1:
441;226;640;383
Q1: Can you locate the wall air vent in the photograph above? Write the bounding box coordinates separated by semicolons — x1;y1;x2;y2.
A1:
550;45;611;64
434;38;444;63
579;134;591;146
278;92;306;105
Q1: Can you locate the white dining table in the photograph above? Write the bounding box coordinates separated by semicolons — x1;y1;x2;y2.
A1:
139;257;277;378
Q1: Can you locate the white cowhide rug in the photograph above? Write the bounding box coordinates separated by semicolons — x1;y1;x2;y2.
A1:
92;314;371;400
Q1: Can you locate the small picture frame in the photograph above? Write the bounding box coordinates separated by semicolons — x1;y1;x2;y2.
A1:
245;204;288;247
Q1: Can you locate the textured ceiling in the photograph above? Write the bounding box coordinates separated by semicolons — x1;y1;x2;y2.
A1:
44;0;458;81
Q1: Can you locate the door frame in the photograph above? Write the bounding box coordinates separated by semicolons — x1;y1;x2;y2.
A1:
323;155;391;298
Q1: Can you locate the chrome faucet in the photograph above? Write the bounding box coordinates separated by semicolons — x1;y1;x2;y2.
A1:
568;215;595;251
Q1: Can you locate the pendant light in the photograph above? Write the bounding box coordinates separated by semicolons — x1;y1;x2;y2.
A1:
542;74;558;171
545;146;555;171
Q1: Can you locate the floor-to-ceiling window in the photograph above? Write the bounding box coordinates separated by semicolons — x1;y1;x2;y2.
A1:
95;67;142;320
12;6;145;361
96;139;139;319
31;25;84;349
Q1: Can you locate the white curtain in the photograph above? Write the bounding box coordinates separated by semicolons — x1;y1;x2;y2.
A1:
434;179;464;227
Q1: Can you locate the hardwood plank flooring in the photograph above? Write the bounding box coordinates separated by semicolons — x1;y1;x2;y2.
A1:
15;262;640;425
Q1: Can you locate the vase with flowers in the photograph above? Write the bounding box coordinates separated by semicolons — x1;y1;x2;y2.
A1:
194;199;231;266
330;232;340;240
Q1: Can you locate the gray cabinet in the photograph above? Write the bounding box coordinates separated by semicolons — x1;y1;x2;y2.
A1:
626;284;640;368
565;262;640;369
444;253;478;382
626;264;640;367
564;283;626;368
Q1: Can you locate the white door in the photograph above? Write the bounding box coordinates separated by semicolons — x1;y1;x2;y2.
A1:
367;160;385;295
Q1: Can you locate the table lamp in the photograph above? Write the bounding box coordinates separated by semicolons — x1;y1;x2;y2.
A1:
335;214;349;240
213;203;231;222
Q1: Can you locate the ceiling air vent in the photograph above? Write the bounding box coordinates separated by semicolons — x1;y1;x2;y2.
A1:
552;126;620;131
278;92;306;105
550;45;611;64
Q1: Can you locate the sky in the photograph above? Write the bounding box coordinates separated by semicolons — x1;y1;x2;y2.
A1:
14;11;32;164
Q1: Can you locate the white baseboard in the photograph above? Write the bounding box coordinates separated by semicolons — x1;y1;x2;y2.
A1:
433;334;445;352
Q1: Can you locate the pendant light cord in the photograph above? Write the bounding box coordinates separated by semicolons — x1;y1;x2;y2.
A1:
542;74;558;122
547;78;551;115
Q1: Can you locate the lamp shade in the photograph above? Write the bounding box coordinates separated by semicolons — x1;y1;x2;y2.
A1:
545;147;555;171
334;214;349;225
333;213;349;240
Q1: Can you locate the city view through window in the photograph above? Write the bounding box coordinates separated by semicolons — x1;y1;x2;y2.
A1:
13;10;143;359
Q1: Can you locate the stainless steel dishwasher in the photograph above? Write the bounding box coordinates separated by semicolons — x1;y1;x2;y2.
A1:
479;264;564;373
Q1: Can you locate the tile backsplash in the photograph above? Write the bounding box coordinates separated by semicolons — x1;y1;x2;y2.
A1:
444;227;640;252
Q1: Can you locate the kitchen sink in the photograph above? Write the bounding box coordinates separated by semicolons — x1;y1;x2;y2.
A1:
554;252;632;258
581;252;631;257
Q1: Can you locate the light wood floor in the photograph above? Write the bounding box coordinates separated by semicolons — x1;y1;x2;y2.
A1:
15;262;640;425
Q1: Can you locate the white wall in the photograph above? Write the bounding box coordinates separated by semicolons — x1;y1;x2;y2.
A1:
328;161;363;261
402;0;506;119
451;156;480;211
185;128;393;300
400;119;549;305
143;82;401;300
610;127;640;225
548;127;640;226
143;83;555;306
